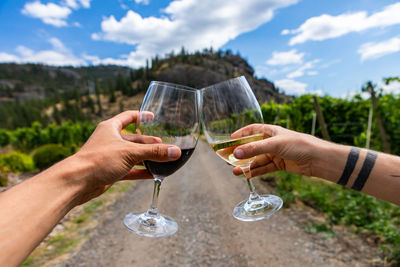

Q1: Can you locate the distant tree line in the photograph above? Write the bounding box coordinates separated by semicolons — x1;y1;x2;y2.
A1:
0;48;250;130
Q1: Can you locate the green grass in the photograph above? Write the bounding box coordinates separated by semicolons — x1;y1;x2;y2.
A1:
48;234;65;245
302;222;336;238
269;172;400;264
71;214;90;224
118;184;132;192
22;257;34;266
83;199;103;214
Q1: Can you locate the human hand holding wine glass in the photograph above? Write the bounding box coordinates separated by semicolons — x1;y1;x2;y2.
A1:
124;81;200;237
201;76;283;221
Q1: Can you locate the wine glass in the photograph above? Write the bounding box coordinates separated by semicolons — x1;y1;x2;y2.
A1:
124;81;200;237
201;76;283;221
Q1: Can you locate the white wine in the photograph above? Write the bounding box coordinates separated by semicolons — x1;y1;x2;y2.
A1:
210;133;264;167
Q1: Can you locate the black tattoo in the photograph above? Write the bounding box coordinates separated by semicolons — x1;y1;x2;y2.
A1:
351;150;378;191
337;147;360;186
391;175;400;178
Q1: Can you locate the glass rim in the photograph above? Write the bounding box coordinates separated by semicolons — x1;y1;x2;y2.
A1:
200;76;246;91
150;81;197;92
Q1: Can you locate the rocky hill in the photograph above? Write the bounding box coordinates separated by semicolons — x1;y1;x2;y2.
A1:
0;49;283;129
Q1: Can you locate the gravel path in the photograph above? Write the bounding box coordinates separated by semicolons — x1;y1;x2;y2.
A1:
58;141;382;267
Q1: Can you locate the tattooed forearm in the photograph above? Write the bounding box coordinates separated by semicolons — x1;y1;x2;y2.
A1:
337;147;360;186
351;150;378;191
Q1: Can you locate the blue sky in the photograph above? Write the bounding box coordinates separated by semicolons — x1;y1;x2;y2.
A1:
0;0;400;96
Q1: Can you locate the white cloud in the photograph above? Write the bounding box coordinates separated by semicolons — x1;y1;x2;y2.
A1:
135;0;150;5
287;59;319;78
120;3;129;10
0;53;20;63
309;89;324;96
21;1;71;27
63;0;92;9
358;37;400;61
92;0;298;67
307;71;318;76
283;2;400;45
275;79;308;95
78;0;91;8
266;49;304;65
0;38;86;66
64;0;79;9
22;0;91;27
379;80;400;94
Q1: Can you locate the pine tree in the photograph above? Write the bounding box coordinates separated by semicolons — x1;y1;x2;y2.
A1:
52;105;62;124
95;81;103;117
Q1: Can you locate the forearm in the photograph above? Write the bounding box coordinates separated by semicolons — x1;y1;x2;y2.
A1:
0;156;89;266
312;142;400;205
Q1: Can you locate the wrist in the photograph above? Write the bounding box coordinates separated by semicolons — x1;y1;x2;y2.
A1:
310;139;349;182
35;154;95;209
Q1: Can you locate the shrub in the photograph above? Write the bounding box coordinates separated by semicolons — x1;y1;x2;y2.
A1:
0;175;8;186
0;152;34;173
0;166;9;186
33;144;72;170
0;129;11;147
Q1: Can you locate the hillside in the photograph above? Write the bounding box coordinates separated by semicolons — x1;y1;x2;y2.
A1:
0;49;282;129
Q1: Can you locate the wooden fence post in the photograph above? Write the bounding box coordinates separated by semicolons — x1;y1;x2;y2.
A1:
313;96;331;141
311;111;316;136
366;105;373;149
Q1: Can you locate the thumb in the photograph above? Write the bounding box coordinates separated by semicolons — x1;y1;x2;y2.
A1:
234;136;283;159
132;143;181;162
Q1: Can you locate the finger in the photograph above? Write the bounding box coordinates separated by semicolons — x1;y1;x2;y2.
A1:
233;166;244;176
231;124;284;139
232;155;270;175
108;111;155;132
233;136;284;159
231;124;265;139
233;162;278;177
122;134;162;144
132;143;181;162
251;154;272;169
248;163;278;176
108;110;140;131
140;111;155;123
121;169;154;180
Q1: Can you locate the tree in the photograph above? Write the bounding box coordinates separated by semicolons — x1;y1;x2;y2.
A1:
115;74;128;95
95;81;103;117
52;105;62;124
109;87;116;103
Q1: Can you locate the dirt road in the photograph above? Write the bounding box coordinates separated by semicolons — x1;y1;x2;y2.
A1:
58;141;382;266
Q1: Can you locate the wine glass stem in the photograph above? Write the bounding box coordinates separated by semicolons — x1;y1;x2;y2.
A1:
146;176;164;217
240;166;261;202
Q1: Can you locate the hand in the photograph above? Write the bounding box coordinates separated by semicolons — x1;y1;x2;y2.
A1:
231;124;324;178
66;111;181;204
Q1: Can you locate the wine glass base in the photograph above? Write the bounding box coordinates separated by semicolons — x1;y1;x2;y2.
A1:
124;212;178;238
232;194;283;222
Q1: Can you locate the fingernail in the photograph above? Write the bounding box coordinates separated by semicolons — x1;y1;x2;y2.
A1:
234;149;244;158
168;147;180;158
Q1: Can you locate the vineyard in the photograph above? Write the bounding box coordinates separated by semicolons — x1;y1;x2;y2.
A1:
0;80;399;263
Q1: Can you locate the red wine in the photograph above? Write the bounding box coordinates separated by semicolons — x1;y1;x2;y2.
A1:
144;147;195;177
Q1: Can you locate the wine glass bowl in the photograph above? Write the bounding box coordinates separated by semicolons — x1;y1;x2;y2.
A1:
201;76;283;221
123;81;199;237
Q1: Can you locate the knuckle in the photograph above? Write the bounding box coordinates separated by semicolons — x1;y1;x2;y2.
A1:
152;145;166;159
97;120;110;129
246;143;256;154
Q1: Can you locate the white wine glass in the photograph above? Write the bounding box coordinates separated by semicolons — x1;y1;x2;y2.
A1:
201;76;283;221
124;81;200;237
